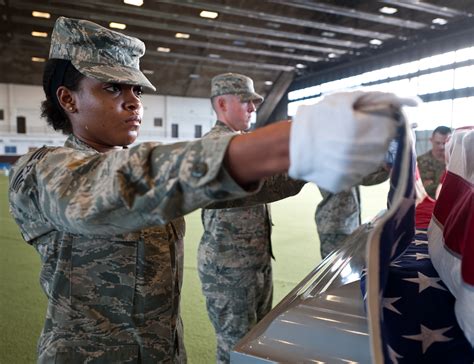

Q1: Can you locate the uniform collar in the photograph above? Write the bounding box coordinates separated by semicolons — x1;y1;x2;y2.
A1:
64;134;99;153
64;134;129;153
215;120;243;134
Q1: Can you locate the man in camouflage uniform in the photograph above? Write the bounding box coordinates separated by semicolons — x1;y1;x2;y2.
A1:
8;19;305;363
316;168;389;259
198;73;275;364
417;125;451;199
316;187;362;258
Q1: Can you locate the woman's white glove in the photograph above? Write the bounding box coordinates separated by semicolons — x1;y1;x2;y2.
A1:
288;90;418;192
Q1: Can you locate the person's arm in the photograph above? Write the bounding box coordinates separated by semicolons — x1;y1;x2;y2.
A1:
204;173;305;209
9;91;413;240
360;165;390;186
224;121;291;186
9;135;262;239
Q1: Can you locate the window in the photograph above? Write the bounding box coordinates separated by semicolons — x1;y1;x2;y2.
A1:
288;96;321;116
171;123;179;138
419;52;455;71
17;116;26;134
455;46;474;63
417;69;454;95
452;96;474;128
154;117;163;127
0;109;4;120
454;65;474;90
5;146;17;154
194;125;202;138
417;99;453;130
288;44;474;129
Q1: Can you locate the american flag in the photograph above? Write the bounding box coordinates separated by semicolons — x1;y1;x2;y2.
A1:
361;122;474;363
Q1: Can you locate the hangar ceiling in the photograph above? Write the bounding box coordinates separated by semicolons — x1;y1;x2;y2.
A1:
1;0;474;117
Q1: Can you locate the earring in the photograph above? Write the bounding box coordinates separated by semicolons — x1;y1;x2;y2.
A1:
68;106;75;112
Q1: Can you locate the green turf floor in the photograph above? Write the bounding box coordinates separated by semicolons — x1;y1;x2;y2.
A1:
0;175;388;363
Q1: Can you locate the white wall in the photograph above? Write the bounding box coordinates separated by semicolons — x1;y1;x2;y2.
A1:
0;84;50;135
0;83;217;156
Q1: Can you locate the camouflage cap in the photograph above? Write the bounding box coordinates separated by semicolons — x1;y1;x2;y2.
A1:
49;16;156;91
211;73;264;104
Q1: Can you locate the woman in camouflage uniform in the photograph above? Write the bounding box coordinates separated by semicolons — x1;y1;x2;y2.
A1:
8;17;294;364
8;16;408;364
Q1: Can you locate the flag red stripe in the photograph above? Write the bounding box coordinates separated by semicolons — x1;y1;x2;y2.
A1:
433;171;474;285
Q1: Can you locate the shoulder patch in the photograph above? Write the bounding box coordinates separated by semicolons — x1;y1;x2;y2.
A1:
10;146;53;193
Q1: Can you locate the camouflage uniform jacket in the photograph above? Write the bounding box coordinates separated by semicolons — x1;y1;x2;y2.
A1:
199;122;273;275
315;167;389;236
417;149;446;199
8;134;256;364
316;186;361;236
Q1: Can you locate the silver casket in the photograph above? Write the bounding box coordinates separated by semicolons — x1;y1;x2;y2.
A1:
231;222;375;363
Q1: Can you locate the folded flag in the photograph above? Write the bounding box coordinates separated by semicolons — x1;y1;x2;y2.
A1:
362;121;474;362
429;126;474;348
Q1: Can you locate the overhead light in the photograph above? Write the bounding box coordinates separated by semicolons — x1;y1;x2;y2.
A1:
381;1;463;17
175;32;190;39
322;31;335;37
208;53;220;58
31;31;48;38
109;22;126;30
295;63;307;69
264;81;273;86
284;48;295;53
124;0;143;6
142;69;154;74
328;53;337;58
32;11;50;19
200;10;218;19
379;6;398;15
31;57;46;62
432;18;448;25
233;40;246;46
157;47;170;52
266;22;280;29
369;39;383;45
189;74;200;79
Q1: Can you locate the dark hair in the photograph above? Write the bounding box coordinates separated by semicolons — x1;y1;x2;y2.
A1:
41;59;84;134
432;126;451;136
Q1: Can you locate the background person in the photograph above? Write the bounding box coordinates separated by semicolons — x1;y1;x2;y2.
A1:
316;168;389;259
198;73;279;364
316;187;361;259
417;125;451;199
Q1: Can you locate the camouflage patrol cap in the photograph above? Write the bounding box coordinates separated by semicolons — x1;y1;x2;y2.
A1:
211;73;264;104
49;16;156;91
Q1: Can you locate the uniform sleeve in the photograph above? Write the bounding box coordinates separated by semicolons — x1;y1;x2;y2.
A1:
9;135;256;239
360;165;390;186
204;173;305;209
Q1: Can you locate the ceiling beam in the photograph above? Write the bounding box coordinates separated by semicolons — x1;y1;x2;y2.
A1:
136;33;324;63
8;32;294;72
146;49;294;72
380;0;471;17
269;0;426;29
256;71;295;126
154;0;396;40
76;0;366;49
9;4;349;55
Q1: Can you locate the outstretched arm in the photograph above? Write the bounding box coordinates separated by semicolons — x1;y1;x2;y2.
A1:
224;121;291;186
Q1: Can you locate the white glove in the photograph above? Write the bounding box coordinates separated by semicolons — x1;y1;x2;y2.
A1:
288;90;418;192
